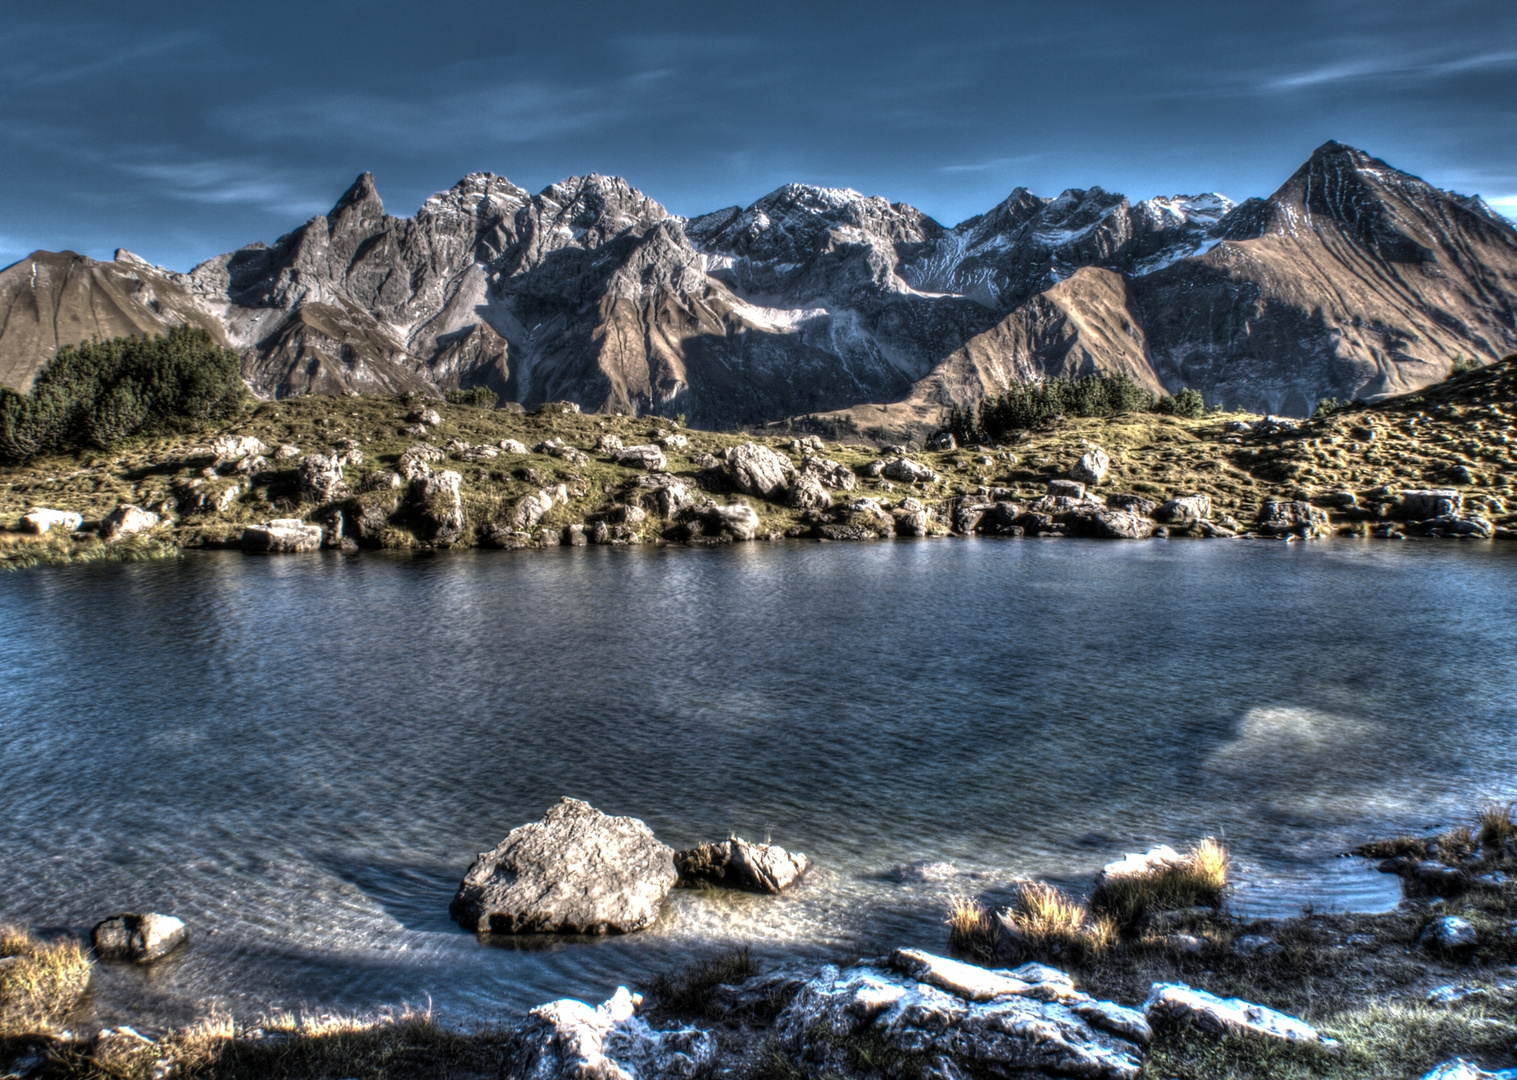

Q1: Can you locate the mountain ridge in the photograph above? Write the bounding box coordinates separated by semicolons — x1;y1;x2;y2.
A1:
2;141;1514;434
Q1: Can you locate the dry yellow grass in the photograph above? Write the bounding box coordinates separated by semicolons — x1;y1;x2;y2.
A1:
0;925;92;1035
946;896;1001;961
999;882;1118;961
1478;801;1516;848
1092;838;1230;929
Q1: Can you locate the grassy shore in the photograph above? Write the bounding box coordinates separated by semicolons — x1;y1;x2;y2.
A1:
1;358;1513;559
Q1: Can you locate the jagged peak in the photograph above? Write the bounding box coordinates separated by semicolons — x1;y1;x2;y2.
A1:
329;172;383;219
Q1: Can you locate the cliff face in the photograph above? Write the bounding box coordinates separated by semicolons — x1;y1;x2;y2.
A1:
3;143;1514;425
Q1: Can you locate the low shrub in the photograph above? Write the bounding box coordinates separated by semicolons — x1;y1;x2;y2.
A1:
444;387;500;408
0;926;92;1035
0;326;244;462
1477;802;1516;848
1154;387;1207;419
1092;838;1229;929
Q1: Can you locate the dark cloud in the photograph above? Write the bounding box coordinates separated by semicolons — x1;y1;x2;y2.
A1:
1;0;1513;271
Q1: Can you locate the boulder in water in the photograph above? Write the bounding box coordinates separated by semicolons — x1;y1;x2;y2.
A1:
676;838;809;893
451;798;677;934
91;913;188;963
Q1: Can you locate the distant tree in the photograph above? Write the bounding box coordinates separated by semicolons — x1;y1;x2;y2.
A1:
445;386;501;408
1313;396;1343;419
0;326;244;462
1154;387;1206;418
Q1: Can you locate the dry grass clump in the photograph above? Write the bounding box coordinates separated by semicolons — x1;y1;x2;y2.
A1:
1092;838;1229;929
0;531;179;571
946;896;1002;961
1477;801;1517;848
999;883;1117;962
0;926;92;1036
648;946;759;1018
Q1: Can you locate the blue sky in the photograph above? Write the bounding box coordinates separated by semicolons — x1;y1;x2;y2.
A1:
2;0;1514;271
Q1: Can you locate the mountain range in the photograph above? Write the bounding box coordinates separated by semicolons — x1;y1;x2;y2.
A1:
2;141;1514;435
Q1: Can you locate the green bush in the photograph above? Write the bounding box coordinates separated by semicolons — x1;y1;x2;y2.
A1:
1450;355;1484;377
0;326;244;462
444;387;500;408
1313;396;1343;419
1155;387;1206;418
978;374;1157;439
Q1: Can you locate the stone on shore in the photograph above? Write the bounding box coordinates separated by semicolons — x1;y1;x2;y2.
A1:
725;443;795;498
298;453;349;502
450;798;677;934
1156;494;1212;525
786;473;833;512
675;838;809;893
506;986;715;1080
776;950;1148;1080
702;504;760;541
1092;509;1154;539
1143;983;1336;1046
101;504;159;540
1258;499;1330;537
1402;489;1462;519
21;508;83;534
800;456;856;490
1422;916;1478;952
208;434;266;461
882;457;940;484
1071;448;1110;485
91;913;188;963
242;519;324;553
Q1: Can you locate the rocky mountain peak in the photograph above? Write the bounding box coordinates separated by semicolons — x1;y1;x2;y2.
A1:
327;172;386;235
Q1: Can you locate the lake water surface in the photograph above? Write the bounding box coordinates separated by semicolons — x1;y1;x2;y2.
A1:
2;539;1516;1028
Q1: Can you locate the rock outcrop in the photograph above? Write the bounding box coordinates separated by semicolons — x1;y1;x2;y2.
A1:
505;986;715;1080
776;949;1149;1080
450;798;678;934
100;504;158;540
1143;983;1336;1047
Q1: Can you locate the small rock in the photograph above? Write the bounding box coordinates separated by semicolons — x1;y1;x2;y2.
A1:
362;470;402;492
675;838;809;893
91;913;188;963
273;444;301;460
596;434;625;453
499;439;529;455
298;454;349;503
928;431;956;451
1426;985;1492;1005
1144;983;1336;1046
882;457;940;484
614;444;668;473
208;434;266;461
1422;916;1478;952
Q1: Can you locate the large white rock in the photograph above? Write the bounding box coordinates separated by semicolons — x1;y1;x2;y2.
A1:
725;442;795;497
1156;494;1212;524
208;434;266;461
776;951;1148;1080
702;504;760;541
882;457;940;484
451;798;677;934
615;444;668;472
800;455;857;491
786;474;833;511
506;986;715;1080
514;490;557;530
1071;448;1111;485
1143;983;1336;1046
21;507;82;534
298;453;349;502
101;504;159;540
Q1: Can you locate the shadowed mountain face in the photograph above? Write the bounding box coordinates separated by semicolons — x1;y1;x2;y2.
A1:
2;142;1513;428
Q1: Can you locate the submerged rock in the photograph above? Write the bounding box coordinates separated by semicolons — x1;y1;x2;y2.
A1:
675;838;809;893
506;986;715;1080
1143;983;1335;1046
776;949;1148;1080
451;798;677;934
91;913;188;963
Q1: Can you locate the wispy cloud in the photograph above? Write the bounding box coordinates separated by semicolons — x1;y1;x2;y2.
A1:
1261;47;1517;91
1487;196;1517;222
938;153;1049;175
114;157;332;218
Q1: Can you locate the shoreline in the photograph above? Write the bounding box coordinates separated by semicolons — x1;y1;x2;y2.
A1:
7;806;1517;1080
3;358;1515;570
